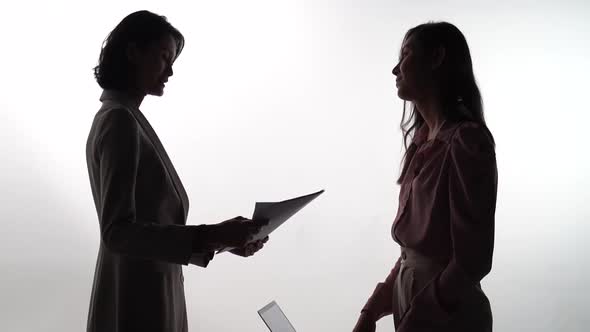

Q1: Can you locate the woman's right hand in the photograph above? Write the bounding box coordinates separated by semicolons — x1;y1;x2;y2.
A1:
352;312;376;332
209;216;267;249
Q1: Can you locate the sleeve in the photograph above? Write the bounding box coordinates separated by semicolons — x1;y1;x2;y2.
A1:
95;109;212;265
398;123;498;328
361;257;402;320
189;252;215;267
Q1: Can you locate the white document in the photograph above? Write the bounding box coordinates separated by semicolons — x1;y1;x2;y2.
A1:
219;189;324;253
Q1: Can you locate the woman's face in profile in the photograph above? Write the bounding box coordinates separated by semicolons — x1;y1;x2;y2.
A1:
130;34;177;97
392;35;431;102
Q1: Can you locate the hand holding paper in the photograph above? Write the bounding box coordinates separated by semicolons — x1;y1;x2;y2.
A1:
229;236;269;257
218;189;325;253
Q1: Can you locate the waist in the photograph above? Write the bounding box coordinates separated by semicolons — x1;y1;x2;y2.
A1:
400;247;448;269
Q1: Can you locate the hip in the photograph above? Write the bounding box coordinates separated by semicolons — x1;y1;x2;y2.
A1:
393;248;492;330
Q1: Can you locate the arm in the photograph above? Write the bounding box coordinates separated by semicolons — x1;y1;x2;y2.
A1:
95;109;212;265
399;123;498;328
360;257;402;321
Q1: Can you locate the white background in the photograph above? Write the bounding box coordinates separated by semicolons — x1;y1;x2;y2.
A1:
1;0;589;331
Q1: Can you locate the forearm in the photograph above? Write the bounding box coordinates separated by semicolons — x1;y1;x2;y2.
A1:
190;224;222;252
436;238;493;308
101;219;198;265
361;258;401;320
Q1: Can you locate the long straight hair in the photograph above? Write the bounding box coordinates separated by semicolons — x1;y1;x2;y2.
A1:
397;22;494;184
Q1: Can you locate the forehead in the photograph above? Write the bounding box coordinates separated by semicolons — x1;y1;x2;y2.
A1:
401;35;417;51
151;34;178;55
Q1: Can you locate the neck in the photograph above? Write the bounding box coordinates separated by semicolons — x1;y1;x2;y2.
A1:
414;95;446;136
122;87;146;109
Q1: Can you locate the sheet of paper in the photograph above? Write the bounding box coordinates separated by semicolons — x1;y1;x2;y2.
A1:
218;189;324;253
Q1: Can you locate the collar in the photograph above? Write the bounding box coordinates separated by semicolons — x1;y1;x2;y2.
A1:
412;120;461;147
412;123;430;146
99;89;143;110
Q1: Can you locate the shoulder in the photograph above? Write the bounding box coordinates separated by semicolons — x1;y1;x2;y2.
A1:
95;106;137;131
449;121;495;157
93;107;139;148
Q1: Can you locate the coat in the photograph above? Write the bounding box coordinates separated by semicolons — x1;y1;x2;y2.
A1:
85;90;209;332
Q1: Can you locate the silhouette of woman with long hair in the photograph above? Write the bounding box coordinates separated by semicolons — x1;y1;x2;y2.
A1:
86;10;268;332
353;22;498;332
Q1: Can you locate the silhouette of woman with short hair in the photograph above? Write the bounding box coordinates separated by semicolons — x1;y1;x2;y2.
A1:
353;22;497;332
86;10;268;332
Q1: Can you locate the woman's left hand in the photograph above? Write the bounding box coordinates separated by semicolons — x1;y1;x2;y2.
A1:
230;236;269;257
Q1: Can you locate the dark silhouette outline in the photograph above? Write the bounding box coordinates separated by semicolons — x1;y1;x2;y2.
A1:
86;10;268;332
353;21;497;332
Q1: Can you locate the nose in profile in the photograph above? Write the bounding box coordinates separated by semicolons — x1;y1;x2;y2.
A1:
392;63;400;76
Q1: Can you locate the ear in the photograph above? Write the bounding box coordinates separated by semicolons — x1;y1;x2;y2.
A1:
431;46;446;70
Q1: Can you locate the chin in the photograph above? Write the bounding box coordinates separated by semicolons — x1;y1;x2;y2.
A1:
396;89;409;100
396;87;416;102
148;88;165;97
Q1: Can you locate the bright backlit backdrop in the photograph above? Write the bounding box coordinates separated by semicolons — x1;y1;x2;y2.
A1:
1;0;589;331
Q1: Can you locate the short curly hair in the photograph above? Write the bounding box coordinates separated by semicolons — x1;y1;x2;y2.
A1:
94;10;185;90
